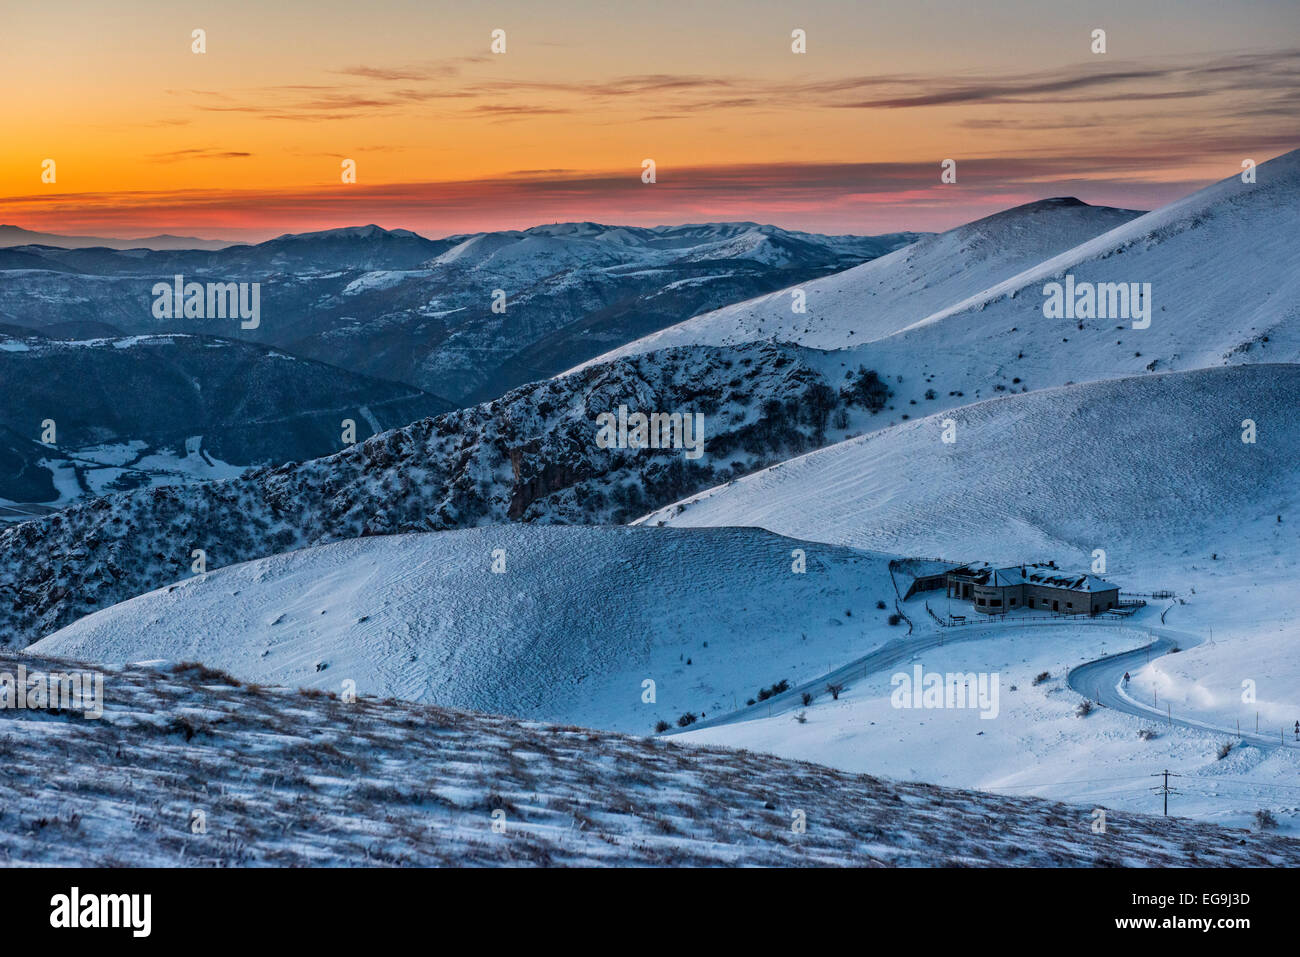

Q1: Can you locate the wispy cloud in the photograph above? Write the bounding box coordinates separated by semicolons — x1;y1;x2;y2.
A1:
157;48;1300;130
148;148;253;163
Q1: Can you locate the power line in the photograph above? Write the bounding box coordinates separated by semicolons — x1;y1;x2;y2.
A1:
1152;769;1182;816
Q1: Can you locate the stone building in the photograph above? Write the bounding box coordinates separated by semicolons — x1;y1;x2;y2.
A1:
945;562;1119;615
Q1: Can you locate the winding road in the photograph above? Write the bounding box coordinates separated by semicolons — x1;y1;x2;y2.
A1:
1066;623;1297;751
682;611;1299;751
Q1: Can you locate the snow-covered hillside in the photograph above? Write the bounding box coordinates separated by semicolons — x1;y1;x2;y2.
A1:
0;341;896;645
585;150;1299;425
6;650;1298;866
832;149;1300;412
31;526;903;733
641;363;1299;584
850;149;1299;400
578;198;1142;361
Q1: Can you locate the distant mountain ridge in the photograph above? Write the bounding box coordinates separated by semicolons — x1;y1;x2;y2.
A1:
0;220;923;404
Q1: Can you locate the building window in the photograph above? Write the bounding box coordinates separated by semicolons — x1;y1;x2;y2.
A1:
1066;602;1073;609
1010;598;1017;606
990;599;1002;607
1028;598;1035;608
977;598;986;606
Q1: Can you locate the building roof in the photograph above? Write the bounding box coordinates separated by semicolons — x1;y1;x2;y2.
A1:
946;562;992;580
991;563;1117;593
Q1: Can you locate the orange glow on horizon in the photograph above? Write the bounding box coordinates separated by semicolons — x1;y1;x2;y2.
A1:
3;1;1296;238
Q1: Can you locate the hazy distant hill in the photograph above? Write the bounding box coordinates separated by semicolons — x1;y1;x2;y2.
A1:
0;331;450;506
0;224;235;251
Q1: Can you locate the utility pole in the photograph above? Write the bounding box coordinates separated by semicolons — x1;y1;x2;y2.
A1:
1151;769;1182;817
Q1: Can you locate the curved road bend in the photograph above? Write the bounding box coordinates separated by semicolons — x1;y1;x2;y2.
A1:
1067;624;1298;751
681;615;1298;751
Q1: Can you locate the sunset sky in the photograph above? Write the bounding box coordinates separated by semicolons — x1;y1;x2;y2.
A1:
3;0;1297;241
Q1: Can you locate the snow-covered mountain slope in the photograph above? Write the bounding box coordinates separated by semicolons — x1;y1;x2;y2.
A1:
824;148;1300;414
0;221;917;404
30;526;904;733
577;199;1142;362
641;363;1299;583
0;332;449;506
0;341;895;644
585;150;1299;425
909;149;1299;335
11;651;1295;867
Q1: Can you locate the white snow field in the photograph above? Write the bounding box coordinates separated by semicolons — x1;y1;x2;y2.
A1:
8;651;1298;866
641;363;1298;582
31;526;911;734
575;198;1143;362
